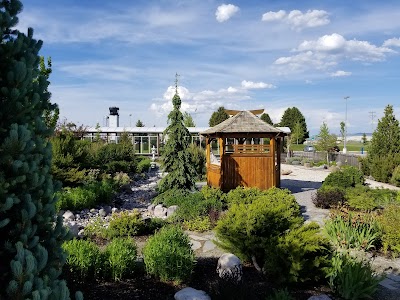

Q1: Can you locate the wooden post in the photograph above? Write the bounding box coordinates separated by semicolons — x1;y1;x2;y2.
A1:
270;137;276;187
276;137;281;187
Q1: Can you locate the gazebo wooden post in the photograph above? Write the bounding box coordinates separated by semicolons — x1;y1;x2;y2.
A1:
218;136;225;189
205;137;210;167
276;137;281;187
270;136;276;186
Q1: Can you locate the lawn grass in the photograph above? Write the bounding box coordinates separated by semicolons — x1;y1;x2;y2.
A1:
290;142;368;152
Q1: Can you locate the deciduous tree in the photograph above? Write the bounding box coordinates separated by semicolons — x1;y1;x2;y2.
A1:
260;113;273;125
209;106;229;127
183;112;196;127
315;122;337;166
278;107;309;143
291;121;305;145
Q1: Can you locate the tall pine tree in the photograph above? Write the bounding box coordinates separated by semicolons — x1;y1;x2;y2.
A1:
158;76;196;193
0;1;81;299
260;112;273;125
209;106;229;127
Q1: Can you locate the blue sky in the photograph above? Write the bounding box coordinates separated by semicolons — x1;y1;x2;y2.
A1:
16;0;400;134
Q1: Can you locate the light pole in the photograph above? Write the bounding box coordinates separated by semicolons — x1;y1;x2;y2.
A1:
129;114;132;127
343;96;350;154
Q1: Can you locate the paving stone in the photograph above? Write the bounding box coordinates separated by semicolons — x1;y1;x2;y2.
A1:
202;240;216;252
191;240;202;251
189;234;208;241
387;274;400;282
380;278;398;290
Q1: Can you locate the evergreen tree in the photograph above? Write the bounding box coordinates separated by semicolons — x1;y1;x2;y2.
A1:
278;107;309;143
291;121;305;145
209;106;229;127
158;84;196;193
183;112;196;127
136;119;144;127
315;122;337;165
366;105;400;182
361;133;367;145
369;105;400;157
0;2;81;299
40;56;59;130
260;113;273;125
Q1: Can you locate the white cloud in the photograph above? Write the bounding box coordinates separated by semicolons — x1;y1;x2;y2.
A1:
261;10;286;22
383;37;400;48
59;63;137;81
274;33;395;73
241;80;275;89
215;4;239;23
330;70;352;77
262;9;329;30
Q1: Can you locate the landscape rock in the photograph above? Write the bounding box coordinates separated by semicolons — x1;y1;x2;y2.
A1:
66;221;80;238
307;295;332;300
98;208;107;217
78;229;85;238
191;240;202;251
167;205;179;217
63;210;75;221
202;240;216;253
216;253;243;283
147;204;155;213
174;287;211;300
111;207;118;214
154;204;167;218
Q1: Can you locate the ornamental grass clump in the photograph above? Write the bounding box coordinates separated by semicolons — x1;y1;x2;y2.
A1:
104;238;137;281
143;226;195;283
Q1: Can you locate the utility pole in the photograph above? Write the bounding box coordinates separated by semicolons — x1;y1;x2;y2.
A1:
369;111;376;134
343;96;350;154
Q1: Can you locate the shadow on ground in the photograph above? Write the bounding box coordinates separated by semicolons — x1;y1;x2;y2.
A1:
280;179;322;194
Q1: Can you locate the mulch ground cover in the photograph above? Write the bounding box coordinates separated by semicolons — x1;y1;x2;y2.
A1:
65;257;331;300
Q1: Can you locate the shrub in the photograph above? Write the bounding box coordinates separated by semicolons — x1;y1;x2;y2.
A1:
200;185;225;205
62;239;104;280
327;252;381;300
153;188;189;206
324;214;381;251
266;288;294;300
264;222;331;284
225;186;268;206
104;238;137;281
113;171;131;186
136;157;151;173
285;157;302;165
183;216;212;232
215;188;302;267
322;166;364;189
56;179;115;211
143;226;195;283
378;204;400;257
368;153;400;183
107;210;146;237
345;185;377;211
312;186;346;209
105;160;135;174
390;165;400;187
188;143;206;180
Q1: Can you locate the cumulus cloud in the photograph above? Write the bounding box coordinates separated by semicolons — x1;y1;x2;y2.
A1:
215;4;239;22
274;33;394;73
261;10;286;22
241;80;275;89
262;9;329;30
330;70;352;77
383;37;400;48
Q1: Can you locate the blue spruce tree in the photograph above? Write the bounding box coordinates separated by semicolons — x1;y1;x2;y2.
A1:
0;1;81;299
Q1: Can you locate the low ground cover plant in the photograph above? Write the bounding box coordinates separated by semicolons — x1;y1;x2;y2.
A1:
143;226;195;283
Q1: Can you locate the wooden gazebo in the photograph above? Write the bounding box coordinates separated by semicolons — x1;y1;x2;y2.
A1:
200;110;288;192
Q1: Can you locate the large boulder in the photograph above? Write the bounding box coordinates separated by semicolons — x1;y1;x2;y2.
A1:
308;295;332;300
216;253;243;283
174;287;211;300
63;210;75;221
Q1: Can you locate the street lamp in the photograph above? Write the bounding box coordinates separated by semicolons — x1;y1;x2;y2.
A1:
343;96;350;154
129;114;132;127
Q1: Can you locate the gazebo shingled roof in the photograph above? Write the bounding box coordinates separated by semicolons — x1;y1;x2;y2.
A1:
200;110;285;135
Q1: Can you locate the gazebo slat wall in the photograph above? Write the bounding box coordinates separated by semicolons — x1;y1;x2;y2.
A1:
201;110;289;192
